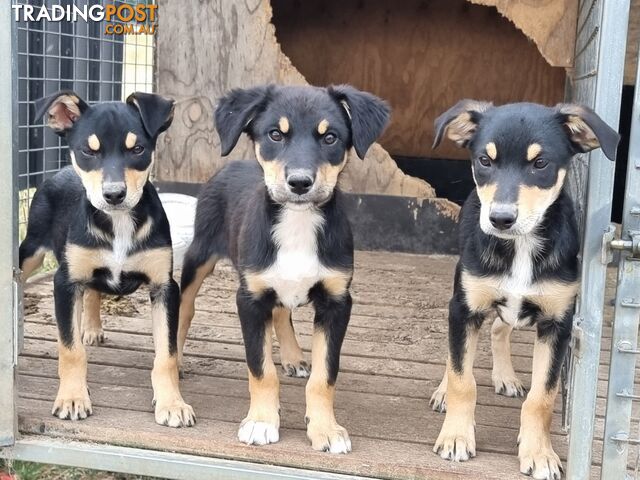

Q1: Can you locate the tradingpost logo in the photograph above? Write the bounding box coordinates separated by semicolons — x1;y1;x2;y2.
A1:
11;3;158;35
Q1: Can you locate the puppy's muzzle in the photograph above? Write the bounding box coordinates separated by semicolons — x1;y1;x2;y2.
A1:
286;170;315;196
489;204;518;231
102;182;127;206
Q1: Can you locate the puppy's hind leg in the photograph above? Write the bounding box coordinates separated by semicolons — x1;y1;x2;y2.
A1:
81;289;104;346
491;317;525;397
273;306;310;378
178;244;217;370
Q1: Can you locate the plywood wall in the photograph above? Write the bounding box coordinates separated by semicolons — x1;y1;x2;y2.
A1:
272;0;567;160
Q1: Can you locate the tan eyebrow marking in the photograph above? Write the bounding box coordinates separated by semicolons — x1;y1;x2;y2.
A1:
278;117;290;133
485;142;497;160
125;132;137;149
87;134;100;151
317;119;329;135
527;143;542;161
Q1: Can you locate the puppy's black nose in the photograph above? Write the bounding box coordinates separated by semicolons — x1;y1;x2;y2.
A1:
489;206;518;230
287;174;314;195
103;183;127;205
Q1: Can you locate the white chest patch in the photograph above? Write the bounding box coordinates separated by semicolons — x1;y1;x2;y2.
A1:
496;236;540;326
102;212;135;286
259;206;330;309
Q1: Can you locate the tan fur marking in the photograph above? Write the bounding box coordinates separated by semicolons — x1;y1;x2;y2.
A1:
490;318;524;396
244;271;268;297
81;289;103;346
433;328;478;458
476;183;497;206
461;270;499;312
245;319;280;427
322;271;351;297
178;258;217;366
20;248;46;281
255;145;286;186
518;169;566;219
87;134;100;152
278;117;290;134
485;142;497;160
527;143;542;161
316;155;348;191
305;328;349;451
272;307;305;370
526;280;578;318
47;95;81;131
518;339;562;475
125;132;137;149
135;218;154;243
65;244;172;285
124;165;151;194
446;112;476;146
317;119;329;135
53;294;92;419
565;115;600;150
71;152;103;200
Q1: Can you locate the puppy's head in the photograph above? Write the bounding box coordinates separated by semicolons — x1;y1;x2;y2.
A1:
34;91;174;212
214;84;390;206
434;100;620;238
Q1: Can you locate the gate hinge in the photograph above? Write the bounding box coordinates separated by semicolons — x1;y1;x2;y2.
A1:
602;224;640;263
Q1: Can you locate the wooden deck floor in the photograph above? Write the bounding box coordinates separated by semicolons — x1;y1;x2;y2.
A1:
17;251;614;479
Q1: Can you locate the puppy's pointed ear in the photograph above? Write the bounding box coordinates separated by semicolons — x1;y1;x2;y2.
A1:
127;92;175;138
34;90;89;135
328;84;390;159
433;99;493;149
555;104;620;161
214;86;271;156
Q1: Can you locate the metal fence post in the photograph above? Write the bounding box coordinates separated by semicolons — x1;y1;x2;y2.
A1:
600;47;640;478
565;0;630;477
0;1;19;447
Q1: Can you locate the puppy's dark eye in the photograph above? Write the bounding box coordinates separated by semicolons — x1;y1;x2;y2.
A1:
82;147;97;157
533;158;548;169
324;133;337;145
268;130;283;142
132;145;145;155
478;155;491;167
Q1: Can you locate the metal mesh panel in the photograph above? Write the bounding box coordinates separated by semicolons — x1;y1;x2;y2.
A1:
16;0;156;239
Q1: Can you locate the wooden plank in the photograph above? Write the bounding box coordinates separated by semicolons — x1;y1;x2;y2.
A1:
154;0;435;200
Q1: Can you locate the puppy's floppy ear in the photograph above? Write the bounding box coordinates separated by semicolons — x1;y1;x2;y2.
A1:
34;90;89;135
328;84;391;159
555;103;620;161
433;99;493;149
214;85;271;156
127;92;175;138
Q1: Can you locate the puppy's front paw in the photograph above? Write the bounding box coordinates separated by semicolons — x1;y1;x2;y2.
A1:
492;371;526;397
518;432;562;479
52;385;92;420
82;327;104;346
282;360;310;378
433;415;476;462
306;418;351;454
430;386;447;413
238;419;280;445
154;399;196;428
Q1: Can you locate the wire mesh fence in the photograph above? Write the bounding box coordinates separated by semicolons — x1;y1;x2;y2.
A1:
15;0;156;239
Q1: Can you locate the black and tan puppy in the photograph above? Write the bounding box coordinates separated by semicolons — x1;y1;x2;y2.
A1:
179;84;389;452
20;90;195;428
429;100;619;479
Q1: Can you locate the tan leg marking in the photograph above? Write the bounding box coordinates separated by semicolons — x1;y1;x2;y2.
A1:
20;248;46;281
53;293;92;420
81;289;104;346
151;293;195;427
434;328;479;461
238;318;280;445
430;361;449;413
491;318;525;397
518;339;562;479
273;307;309;378
178;257;217;368
305;328;351;453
